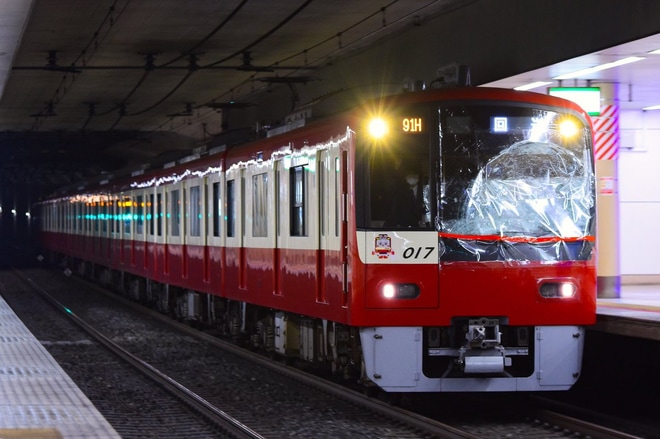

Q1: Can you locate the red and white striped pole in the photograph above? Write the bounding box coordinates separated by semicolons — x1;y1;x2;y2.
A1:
591;82;620;298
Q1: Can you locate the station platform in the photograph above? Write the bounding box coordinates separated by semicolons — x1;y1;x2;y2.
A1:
0;295;120;439
595;283;660;341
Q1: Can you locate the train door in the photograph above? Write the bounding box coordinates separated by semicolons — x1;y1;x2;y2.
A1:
273;158;282;296
317;149;342;305
73;200;81;255
145;188;154;273
167;181;185;280
81;199;89;257
119;193;132;267
186;176;205;285
100;193;110;263
153;185;166;280
243;161;276;296
206;171;224;290
108;196;121;267
225;164;245;293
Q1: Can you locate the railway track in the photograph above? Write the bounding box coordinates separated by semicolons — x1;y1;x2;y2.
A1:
5;267;472;438
2;265;651;438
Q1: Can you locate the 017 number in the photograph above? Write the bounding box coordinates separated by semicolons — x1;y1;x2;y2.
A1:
402;246;434;259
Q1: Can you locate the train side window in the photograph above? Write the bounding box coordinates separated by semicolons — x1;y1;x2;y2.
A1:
252;173;268;237
136;194;144;235
189;185;201;237
156;192;163;236
212;181;221;237
74;202;78;233
148;193;155;236
122;196;132;235
88;202;93;233
335;157;340;237
290;165;306;236
227;179;235;237
111;200;117;234
80;202;84;233
101;200;108;234
88;202;94;233
170;189;180;237
91;201;98;233
320;159;326;236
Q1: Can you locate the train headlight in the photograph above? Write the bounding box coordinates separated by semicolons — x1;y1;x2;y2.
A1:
382;283;420;299
368;117;388;139
539;280;577;298
559;119;579;138
557;116;583;141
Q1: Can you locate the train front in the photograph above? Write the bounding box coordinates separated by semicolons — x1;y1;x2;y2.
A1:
353;88;596;392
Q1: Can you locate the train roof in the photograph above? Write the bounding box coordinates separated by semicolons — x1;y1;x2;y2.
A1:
37;86;590;201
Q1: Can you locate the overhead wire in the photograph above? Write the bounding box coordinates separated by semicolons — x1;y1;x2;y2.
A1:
144;1;417;145
200;0;404;117
201;0;314;69
30;0;132;129
109;0;251;121
126;0;315;117
156;0;250;68
202;0;451;117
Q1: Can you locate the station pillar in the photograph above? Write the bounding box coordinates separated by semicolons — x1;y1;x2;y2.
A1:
592;82;621;298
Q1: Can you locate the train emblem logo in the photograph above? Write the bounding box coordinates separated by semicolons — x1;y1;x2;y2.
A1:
372;233;394;259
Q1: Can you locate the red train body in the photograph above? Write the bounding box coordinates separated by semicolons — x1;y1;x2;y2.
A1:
37;86;597;392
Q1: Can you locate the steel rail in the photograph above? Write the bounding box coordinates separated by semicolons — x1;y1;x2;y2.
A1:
15;269;265;439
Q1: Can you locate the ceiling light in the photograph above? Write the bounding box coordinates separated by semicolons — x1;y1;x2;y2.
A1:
642;104;660;111
514;81;553;91
649;49;660;55
553;56;644;80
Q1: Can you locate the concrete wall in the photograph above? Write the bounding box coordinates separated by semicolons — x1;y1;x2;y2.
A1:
619;110;660;278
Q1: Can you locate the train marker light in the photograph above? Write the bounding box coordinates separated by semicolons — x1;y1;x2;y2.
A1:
539;281;576;298
368;117;388;139
383;283;396;299
382;283;420;299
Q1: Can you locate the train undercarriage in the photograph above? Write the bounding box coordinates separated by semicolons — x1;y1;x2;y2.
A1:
61;255;368;388
55;254;584;393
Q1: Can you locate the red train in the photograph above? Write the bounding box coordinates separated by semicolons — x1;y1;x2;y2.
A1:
36;85;597;392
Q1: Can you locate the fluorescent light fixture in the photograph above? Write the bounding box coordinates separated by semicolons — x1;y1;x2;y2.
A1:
649;49;660;55
514;81;553;91
548;87;601;116
643;104;660;111
553;56;644;80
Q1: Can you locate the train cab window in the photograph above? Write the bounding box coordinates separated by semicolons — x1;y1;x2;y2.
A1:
437;104;594;240
189;185;201;237
362;106;433;231
252;173;268;237
368;150;431;230
212;182;221;237
290;165;306;236
227;180;235;237
170;189;181;237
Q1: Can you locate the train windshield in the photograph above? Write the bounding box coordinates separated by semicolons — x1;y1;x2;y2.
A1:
365;100;595;261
